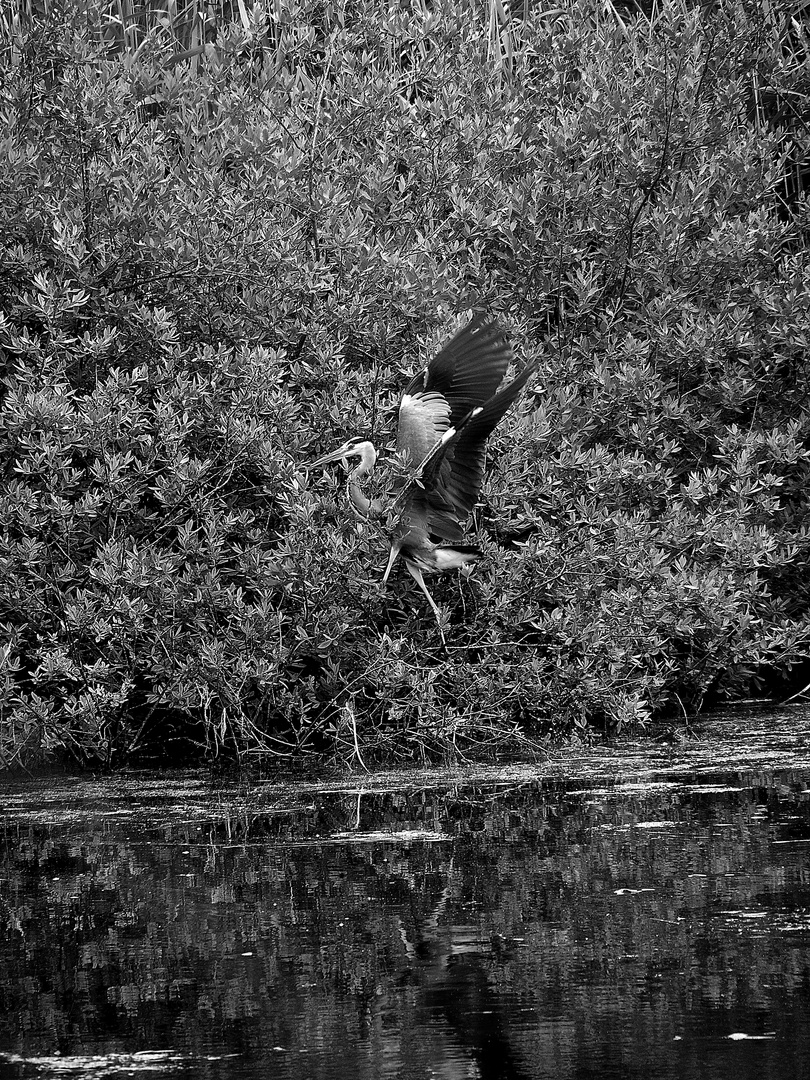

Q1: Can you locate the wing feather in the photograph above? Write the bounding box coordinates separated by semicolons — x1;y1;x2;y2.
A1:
424;316;512;423
395;317;513;468
396;391;450;466
395;360;536;543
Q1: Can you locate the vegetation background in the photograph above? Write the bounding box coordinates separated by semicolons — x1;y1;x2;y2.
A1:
1;0;809;769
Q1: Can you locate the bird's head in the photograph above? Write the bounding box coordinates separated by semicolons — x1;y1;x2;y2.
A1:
310;437;375;470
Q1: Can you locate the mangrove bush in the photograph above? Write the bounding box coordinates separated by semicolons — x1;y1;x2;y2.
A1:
1;0;809;767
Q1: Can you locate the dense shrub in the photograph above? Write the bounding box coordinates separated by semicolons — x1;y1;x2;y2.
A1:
1;0;809;768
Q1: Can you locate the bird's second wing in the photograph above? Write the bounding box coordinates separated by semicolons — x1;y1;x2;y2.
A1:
395;360;537;543
424;316;513;424
396;318;514;469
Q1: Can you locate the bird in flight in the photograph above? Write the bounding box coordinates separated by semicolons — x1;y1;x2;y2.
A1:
310;316;535;642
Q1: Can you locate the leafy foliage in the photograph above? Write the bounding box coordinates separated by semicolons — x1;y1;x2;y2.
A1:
1;0;809;767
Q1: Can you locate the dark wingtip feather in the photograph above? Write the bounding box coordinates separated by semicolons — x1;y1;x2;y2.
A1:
423;316;514;422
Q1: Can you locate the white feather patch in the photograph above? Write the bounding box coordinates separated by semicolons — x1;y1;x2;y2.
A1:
432;548;480;570
439;406;482;446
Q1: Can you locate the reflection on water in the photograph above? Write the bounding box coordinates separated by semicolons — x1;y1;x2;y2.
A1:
1;727;809;1078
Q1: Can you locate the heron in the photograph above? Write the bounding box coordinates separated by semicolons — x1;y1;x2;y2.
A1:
310;316;535;641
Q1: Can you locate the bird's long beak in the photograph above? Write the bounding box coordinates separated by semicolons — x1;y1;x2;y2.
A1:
310;443;353;469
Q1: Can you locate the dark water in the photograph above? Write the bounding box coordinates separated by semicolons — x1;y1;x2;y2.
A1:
1;710;809;1079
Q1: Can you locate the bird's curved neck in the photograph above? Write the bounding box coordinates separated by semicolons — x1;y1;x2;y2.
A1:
347;441;377;519
348;441;377;478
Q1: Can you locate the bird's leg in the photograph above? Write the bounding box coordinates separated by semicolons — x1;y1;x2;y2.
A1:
405;562;447;646
382;541;402;584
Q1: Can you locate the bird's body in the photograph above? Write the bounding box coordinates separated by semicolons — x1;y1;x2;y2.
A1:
310;316;534;639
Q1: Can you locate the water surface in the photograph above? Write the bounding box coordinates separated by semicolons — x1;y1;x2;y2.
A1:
1;707;809;1079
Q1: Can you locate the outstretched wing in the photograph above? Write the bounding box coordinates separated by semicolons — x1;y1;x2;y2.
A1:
396;316;512;467
396;359;537;544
